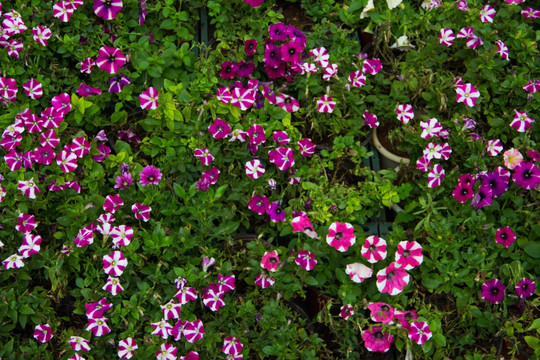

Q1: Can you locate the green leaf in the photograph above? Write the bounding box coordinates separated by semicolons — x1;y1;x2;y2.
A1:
349;0;366;13
525;336;540;349
173;183;186;199
433;333;446;347
18;305;34;315
305;276;318;286
524;242;540;258
214;185;228;200
527;318;540;332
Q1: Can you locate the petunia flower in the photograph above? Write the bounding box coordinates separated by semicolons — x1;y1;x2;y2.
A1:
317;95;335;113
194;148;214;166
362;326;393;353
522;7;540;19
23;79;43;99
349;71;366;88
245;159;265;179
94;0;123;20
231;88;255;110
15;213;37;236
248;195;270;215
244;39;257;55
452;183;474;203
322;64;339;81
268;147;295;171
408;321;432;345
295;250;317;271
184;319;205;343
479;5;496;23
396;104;414;124
3;254;24;269
345;262;373;283
18;178;40;199
481;278;505;304
108;74;130;93
118;338;138;359
156;343;177;360
298;138;315;156
132;203;151;222
503;149;523;169
202;257;216;272
102;251;128;276
395;241;423;270
394;310;419;329
233;60;255;78
427;164;445;188
510;110;534;132
223;336;244;355
69;336;91;352
363;110;379;128
174;285;198;305
340;304;354;320
486;139;503;156
376;262;409;295
260;250;280;272
309;47;329;68
280;41;302;64
471;185;493;209
96;46;127;74
86;317;110;337
139;165;162;186
264;43;282;68
139;87;159;110
268;22;288;41
496;40;509;60
326;222;355;252
455;83;480;107
515;278;535;298
53;2;74;22
267;201;286;222
362;58;382;75
208;118;231;139
361;236;387;263
103;276;124;296
103;194;124;213
438;28;455;47
495;226;515;248
18;234;42;258
275;94;299;112
254;272;275;288
33;324;53;343
217;274;235;293
523;79;540;94
368;302;394;324
512;161;540;190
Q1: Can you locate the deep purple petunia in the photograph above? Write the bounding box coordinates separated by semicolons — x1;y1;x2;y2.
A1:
481;278;505;304
94;0;123;20
481;172;508;198
77;83;102;97
139;0;147;25
264;43;282;68
234;60;255;78
512;161;540;190
287;24;306;47
471;186;492;209
267;201;286;222
96;46;127;74
515;278;535;298
108;74;130;93
219;61;236;80
245;39;258;55
244;0;265;7
268;23;288;41
265;63;286;79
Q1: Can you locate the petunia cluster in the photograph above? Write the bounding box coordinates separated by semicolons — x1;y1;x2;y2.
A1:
481;277;536;304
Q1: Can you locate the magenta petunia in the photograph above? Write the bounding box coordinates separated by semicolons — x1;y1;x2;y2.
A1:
298;138;315;156
481;278;505;304
310;47;329;68
139;165;162;186
102;251;128;276
513;161;540;190
363;110;379;128
69;336;91;352
439;28;455;47
248;195;270;215
295;250;317;271
255;272;275;288
184;319;205;343
362;58;382;75
268;147;295;171
427;164;445;188
511;110;534;132
455;83;480;107
245;159;265;179
18;234;42;258
22;79;43;99
118;338;138;359
362;326;393;353
139;87;159;110
132;203;151;222
326;221;355;252
56;150;78;172
515;278;535;298
260;250;280;272
156;343;177;360
53;1;74;22
103;276;124;296
368;302;395;324
395;241;423;270
15;213;37;234
267;201;286;222
208;118;231;139
408;321;432;345
317;95;335;113
495;226;516;248
223;336;244;355
349;70;366;88
340;304;354;320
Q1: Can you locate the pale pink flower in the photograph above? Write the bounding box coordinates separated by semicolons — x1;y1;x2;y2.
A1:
503;149;523;169
345;263;373;283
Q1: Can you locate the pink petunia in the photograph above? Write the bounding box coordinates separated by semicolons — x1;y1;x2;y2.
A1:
86;317;111;337
203;284;225;312
208;118;231;139
132;203;151;222
118;338;138;359
103;194;124;213
254;272;275;288
309;47;329;68
496;40;509;60
151;318;173;339
408;321;432;345
268;147;295;171
362;58;382;75
33;324;53;343
396;104;414;124
53;2;74;22
295;250;317;271
23;79;43;99
455;83;480;107
102;276;124;296
275;94;299;112
231;88;255;110
511;110;534;132
69;336;91;352
479;5;496;23
156;343;177;360
345;262;373;283
376;262;410;295
245;159;265;179
363;110;379;128
427;164;445;188
486;139;503;156
395;241;423;270
184;319;205;343
194;148;214;166
96;46;127;74
523;79;540;94
102;251;128;276
340;304;354;320
361;236;387;263
260;250;280;272
349;70;366;88
438;28;455;47
298;138;315;156
317;95;336;113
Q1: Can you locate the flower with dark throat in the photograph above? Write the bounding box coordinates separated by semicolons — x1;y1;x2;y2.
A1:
280;41;302;64
515;278;535;298
495;226;515;247
244;39;258;55
219;61;236;80
94;0;123;20
267;201;286;222
481;172;508;198
264;43;282;68
139;165;162;186
481;278;505;304
512;161;540;190
471;186;492;209
268;23;288;41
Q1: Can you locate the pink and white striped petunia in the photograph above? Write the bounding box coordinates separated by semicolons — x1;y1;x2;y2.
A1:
69;336;91;352
416;155;431;173
408;321;432;345
156;343;177;360
523;80;540;94
455;83;480;107
439;143;452;160
326;222;355;252
298;138;315;156
118;338;138;359
322;64;339;81
139;87;159;110
203;284;225;311
184;319;205;343
345;262;373;283
230;88;255;111
33;324;53;343
317;95;336;113
245;159;265;179
216;87;232;104
222;336;244;356
80;57;95;74
362;58;382;75
496;40;509;60
268;147;295;171
194;148;214;166
102;251;128;276
395;241;423;270
53;1;74;22
16;213;37;234
309;47;329;68
174;285;198;305
18;234;42;258
151;318;173;339
96;46;127;74
438;28;455;47
486;139;503;156
480;5;496;23
110;225;133;247
18;178;40;199
376;262;410;295
85;318;111;337
23;79;43;99
361;236;387;263
522;7;540;19
6;39;23;58
295;250;317;271
31;26;52;46
71;137;91;158
363;110;379;128
396;104;414;124
275;94;300;112
103;194;124;213
466;34;483;49
132;203;151;222
511;110;534;132
208;118;231;139
161;300;182;320
349;70;366;88
102;276;124;296
427;164;445;188
456;26;474;39
3;254;24;269
254;272;275;288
